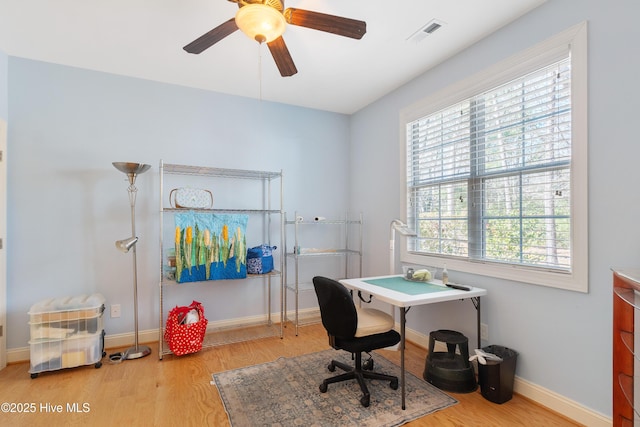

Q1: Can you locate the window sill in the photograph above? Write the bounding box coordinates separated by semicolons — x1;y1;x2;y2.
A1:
402;252;587;293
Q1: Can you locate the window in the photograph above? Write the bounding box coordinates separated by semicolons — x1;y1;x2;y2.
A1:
400;23;588;292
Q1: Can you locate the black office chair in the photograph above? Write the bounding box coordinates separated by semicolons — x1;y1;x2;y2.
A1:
312;276;401;407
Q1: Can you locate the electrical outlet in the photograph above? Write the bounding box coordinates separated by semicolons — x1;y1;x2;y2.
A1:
481;323;489;341
110;304;121;318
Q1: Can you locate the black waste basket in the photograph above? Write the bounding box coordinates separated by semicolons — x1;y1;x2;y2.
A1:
477;345;518;404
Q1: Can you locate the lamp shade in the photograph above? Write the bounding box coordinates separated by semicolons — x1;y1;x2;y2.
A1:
235;4;286;43
112;162;151;186
391;219;416;236
389;219;416;275
116;236;138;253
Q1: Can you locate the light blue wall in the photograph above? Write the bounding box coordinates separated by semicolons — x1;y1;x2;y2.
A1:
6;58;350;349
349;0;639;417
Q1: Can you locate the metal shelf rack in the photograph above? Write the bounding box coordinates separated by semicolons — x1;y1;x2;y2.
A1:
159;160;284;359
284;212;362;335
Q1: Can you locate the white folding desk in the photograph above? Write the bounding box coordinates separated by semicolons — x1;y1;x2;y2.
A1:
340;275;487;410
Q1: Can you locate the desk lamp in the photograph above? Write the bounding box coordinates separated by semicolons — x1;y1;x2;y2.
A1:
113;162;151;360
389;219;416;274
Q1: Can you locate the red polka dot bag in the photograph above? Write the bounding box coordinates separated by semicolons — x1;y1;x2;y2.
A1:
164;301;208;356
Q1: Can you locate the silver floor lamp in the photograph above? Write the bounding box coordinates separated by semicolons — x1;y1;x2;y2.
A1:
113;162;151;360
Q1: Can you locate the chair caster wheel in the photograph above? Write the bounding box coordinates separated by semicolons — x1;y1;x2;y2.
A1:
319;383;328;393
390;378;399;390
328;363;336;372
360;394;370;407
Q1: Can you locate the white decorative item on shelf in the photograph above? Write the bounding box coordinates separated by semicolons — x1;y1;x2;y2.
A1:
170;187;213;209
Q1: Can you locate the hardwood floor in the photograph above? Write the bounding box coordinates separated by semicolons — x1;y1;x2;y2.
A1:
0;322;581;427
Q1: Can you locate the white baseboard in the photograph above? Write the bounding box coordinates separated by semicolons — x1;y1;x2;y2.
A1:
7;313;610;425
513;376;610;427
7;348;28;365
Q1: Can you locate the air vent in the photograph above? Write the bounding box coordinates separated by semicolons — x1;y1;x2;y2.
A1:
424;22;442;34
407;19;446;43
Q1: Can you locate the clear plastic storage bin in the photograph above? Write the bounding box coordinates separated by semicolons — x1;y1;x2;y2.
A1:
28;294;106;378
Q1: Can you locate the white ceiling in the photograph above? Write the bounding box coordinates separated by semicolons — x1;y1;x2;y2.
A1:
0;0;546;114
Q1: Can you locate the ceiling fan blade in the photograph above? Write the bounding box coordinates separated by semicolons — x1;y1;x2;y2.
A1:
183;18;239;54
284;8;366;39
267;36;298;77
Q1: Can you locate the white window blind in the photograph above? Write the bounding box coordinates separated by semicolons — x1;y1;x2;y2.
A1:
406;57;572;271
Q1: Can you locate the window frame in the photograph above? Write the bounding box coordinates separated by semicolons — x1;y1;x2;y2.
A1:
399;22;588;292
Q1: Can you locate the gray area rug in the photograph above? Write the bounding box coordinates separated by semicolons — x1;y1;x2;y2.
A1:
212;349;457;426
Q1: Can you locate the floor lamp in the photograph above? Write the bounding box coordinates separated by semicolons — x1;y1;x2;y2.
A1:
113;162;151;360
389;219;416;274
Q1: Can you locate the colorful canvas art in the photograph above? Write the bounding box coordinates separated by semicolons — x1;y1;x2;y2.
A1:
174;212;248;283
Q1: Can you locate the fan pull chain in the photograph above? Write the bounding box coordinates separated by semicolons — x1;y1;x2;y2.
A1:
257;43;265;143
258;43;263;102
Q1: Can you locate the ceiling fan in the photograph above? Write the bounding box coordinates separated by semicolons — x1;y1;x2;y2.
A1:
183;0;367;77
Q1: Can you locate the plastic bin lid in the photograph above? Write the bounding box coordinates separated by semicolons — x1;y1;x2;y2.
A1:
28;293;106;314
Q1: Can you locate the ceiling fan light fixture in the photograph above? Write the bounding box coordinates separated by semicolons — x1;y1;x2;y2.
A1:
235;4;286;44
